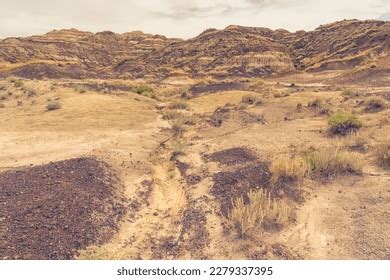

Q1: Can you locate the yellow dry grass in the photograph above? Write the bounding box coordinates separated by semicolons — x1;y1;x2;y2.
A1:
270;157;308;184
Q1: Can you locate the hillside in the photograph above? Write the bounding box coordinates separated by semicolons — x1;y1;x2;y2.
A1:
0;19;388;81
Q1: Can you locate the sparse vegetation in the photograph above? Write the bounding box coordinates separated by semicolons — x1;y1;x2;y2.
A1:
328;111;362;136
132;84;155;99
169;118;186;136
305;147;364;177
241;95;264;106
13;79;24;88
364;98;386;113
230;189;291;237
46;101;62;111
270;157;308;185
0;102;5;108
162;110;183;120
167;101;189;110
375;141;390;169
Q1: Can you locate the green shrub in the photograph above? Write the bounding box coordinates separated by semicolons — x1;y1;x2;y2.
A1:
46;101;62;111
328;111;362;136
132;84;154;95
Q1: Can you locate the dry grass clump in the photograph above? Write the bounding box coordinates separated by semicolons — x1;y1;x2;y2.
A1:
12;79;24;88
305;147;364;177
364;98;386;113
169;118;186;136
375;140;390;169
0;102;5;108
241;95;264;106
328;111;362;136
46;101;62;111
230;189;291;237
167;101;189;110
162;110;183;120
270;157;308;185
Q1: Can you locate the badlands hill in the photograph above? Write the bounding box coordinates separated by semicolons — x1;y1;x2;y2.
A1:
0;19;389;80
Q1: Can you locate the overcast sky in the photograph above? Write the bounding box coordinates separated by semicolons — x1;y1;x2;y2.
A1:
1;0;389;39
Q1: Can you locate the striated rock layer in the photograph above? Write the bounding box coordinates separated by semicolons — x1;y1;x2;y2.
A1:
0;19;389;80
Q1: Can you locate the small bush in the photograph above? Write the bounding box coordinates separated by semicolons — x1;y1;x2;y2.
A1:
230;189;291;237
364;98;386;113
328;111;362;136
13;80;24;88
132;84;154;95
162;110;183;120
167;101;189;110
46;101;62;111
305;147;364;177
308;98;322;108
169;118;186;136
179;86;190;99
182;114;198;125
375;141;390;169
271;157;308;185
241;95;263;106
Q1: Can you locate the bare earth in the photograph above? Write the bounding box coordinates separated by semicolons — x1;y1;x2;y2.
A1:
1;71;389;260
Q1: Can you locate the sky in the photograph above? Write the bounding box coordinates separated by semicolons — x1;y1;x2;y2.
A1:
0;0;389;39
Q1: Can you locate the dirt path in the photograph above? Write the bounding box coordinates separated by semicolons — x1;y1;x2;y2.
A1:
283;172;390;259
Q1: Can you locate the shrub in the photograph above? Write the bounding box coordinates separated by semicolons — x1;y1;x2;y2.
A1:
132;84;154;95
308;98;322;108
46;101;62;111
375;141;390;169
167;101;189;110
162;110;183;120
229;189;291;237
182;114;198;126
169;118;186;136
270;157;308;185
241;95;263;106
13;79;24;88
305;147;364;177
364;98;386;113
179;85;190;99
328;111;362;136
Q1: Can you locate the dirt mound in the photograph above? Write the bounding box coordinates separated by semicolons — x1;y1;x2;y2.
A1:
1;157;125;260
206;147;258;166
212;163;271;216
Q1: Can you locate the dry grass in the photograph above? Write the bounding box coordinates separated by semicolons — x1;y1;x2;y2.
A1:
46;101;62;111
375;140;390;169
230;189;291;237
167;101;190;110
364;98;386;113
162;110;183;120
305;147;364;176
270;157;308;184
241;95;264;106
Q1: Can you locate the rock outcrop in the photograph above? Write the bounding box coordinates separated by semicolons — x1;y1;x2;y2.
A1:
0;19;388;80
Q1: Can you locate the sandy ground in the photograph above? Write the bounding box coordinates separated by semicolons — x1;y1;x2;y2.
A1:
1;76;389;259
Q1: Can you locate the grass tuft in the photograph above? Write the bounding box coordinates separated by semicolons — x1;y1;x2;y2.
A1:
46;101;62;111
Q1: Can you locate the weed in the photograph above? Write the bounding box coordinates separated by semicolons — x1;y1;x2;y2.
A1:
241;95;264;106
230;189;291;237
46;101;62;111
132;84;154;95
305;147;364;177
375;140;390;169
328;111;362;136
270;157;308;185
364;98;386;113
167;102;189;110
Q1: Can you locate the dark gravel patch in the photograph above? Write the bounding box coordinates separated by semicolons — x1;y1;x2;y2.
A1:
212;163;271;216
206;147;258;166
1;157;125;260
